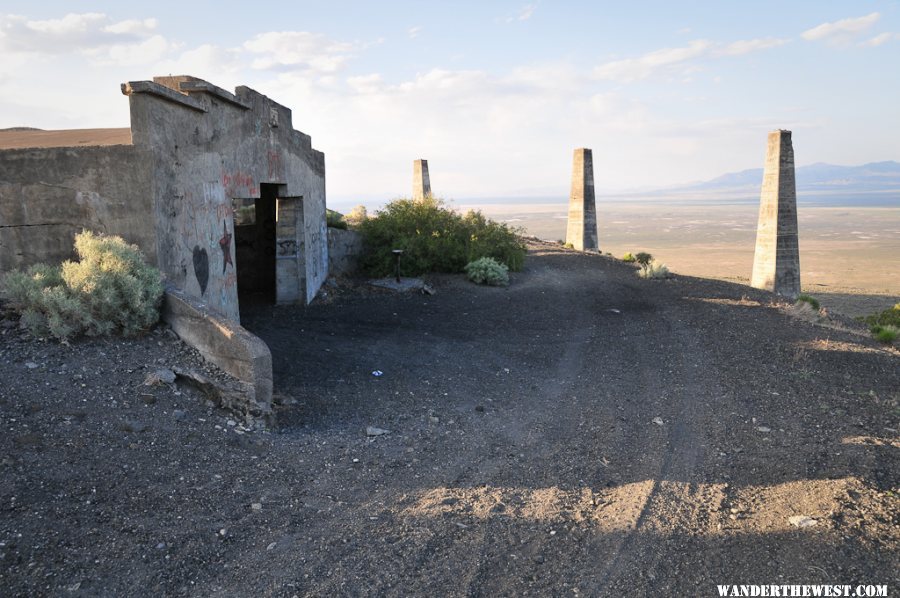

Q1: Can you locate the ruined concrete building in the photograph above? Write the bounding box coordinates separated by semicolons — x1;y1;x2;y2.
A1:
0;75;328;323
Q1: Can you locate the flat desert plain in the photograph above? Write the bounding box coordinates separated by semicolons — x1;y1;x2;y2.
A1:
463;200;900;318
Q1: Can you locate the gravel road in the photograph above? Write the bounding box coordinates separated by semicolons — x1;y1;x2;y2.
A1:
2;241;897;596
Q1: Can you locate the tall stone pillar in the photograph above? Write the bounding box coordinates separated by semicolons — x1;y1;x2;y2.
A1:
412;159;431;201
751;130;801;298
565;148;599;251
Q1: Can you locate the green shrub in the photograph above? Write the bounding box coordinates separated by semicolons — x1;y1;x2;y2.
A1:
326;209;348;230
622;252;636;263
357;197;526;277
796;294;820;311
872;325;899;344
465;257;510;286
635;252;653;266
862;304;900;329
637;260;669;279
2;231;163;341
563;242;574;249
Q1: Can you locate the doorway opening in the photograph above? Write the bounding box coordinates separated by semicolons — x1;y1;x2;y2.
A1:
234;183;278;307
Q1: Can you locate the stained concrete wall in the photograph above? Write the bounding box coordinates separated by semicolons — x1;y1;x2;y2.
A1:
328;227;363;275
565;148;599;252
0;145;155;272
125;76;327;320
750;130;800;298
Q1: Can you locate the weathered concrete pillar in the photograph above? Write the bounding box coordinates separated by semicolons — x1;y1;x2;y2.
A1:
565;148;599;251
751;130;801;298
412;159;431;201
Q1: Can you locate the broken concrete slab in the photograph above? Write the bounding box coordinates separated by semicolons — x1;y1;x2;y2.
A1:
162;286;272;418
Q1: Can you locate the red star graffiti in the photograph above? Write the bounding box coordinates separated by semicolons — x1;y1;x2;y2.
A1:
219;219;233;273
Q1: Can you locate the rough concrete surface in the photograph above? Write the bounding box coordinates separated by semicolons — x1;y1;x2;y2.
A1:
412;159;432;201
751;130;801;299
565;148;599;252
327;227;363;276
162;287;272;416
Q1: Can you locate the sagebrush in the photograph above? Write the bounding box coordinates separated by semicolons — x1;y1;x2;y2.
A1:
2;231;163;340
638;260;669;279
872;325;899;344
357;197;526;277
465;257;510;286
796;294;820;311
622;252;636;263
861;304;900;329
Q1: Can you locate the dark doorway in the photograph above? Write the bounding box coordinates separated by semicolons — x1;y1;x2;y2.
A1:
234;183;278;308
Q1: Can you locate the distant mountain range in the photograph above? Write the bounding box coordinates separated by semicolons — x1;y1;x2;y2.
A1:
673;161;900;194
463;161;900;208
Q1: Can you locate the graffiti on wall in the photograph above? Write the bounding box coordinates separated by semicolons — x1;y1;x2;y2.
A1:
277;238;297;257
267;151;283;179
222;170;258;197
192;246;209;295
218;219;233;274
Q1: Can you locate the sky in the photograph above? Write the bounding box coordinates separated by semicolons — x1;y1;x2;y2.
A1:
1;1;899;203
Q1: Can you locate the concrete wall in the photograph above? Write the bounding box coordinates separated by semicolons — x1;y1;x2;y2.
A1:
328;227;363;275
0;145;155;272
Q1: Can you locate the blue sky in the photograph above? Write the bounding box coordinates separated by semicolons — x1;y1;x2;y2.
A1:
1;1;898;202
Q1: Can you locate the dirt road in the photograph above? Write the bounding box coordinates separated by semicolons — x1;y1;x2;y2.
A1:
2;242;897;596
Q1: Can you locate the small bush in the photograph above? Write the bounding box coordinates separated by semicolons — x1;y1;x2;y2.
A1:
563;242;574;249
635;252;653;266
344;205;368;228
357;197;526;277
862;304;900;329
638;260;669;279
326;209;348;230
796;294;820;311
622;252;636;263
465;257;509;286
2;231;162;341
872;325;899;344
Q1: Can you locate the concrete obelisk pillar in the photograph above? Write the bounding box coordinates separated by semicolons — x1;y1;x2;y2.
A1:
751;130;800;298
565;148;599;251
412;159;431;201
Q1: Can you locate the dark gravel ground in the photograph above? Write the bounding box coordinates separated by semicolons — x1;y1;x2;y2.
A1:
1;241;898;597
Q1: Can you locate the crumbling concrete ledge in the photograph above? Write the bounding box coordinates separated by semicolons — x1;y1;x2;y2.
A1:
161;286;273;418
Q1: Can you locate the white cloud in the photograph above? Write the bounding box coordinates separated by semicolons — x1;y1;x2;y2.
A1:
720;37;790;56
90;34;174;66
801;12;880;45
0;13;161;53
594;35;791;82
347;73;383;94
860;32;897;47
505;4;537;23
593;40;713;82
103;18;158;36
408;26;422;39
243;31;356;73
